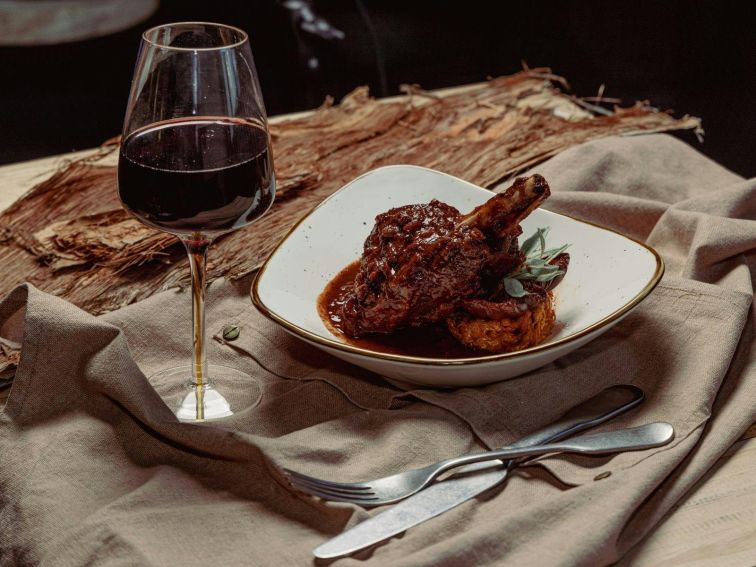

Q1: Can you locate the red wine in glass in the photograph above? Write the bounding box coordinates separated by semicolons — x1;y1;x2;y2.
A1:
119;117;273;235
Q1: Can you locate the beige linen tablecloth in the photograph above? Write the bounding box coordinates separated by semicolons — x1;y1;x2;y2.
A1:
1;134;754;566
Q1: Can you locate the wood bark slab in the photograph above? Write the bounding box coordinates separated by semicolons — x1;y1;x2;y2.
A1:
0;70;701;374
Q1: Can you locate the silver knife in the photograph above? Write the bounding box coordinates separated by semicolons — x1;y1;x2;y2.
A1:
313;384;644;559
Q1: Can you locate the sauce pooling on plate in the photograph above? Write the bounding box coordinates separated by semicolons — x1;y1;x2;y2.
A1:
317;261;483;359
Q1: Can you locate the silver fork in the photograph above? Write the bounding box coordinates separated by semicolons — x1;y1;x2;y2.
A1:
285;422;674;505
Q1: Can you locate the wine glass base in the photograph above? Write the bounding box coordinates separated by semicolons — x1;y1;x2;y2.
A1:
150;365;261;422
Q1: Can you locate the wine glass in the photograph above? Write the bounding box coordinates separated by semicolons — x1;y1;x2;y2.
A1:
117;22;275;421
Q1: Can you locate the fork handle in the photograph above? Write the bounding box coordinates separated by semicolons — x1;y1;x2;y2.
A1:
434;422;674;478
503;385;644;450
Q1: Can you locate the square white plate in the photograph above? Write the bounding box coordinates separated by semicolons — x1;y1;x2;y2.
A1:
252;165;663;387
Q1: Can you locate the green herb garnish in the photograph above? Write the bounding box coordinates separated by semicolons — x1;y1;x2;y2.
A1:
501;227;569;298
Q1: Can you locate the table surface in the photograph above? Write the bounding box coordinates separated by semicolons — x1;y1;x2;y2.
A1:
1;93;754;566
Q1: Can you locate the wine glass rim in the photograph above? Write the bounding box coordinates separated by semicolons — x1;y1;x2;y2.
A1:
141;21;249;51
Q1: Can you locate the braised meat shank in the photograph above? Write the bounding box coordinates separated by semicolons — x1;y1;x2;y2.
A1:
338;175;551;337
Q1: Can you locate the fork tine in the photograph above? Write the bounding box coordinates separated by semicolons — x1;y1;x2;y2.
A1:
283;468;374;491
291;483;381;503
287;476;376;497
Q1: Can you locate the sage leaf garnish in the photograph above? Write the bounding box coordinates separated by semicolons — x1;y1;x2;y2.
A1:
502;228;570;297
520;227;549;257
503;277;528;298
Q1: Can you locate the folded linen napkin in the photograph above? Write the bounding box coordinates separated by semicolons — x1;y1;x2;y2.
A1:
1;134;754;566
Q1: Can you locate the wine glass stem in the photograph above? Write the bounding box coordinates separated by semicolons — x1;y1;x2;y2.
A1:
183;235;210;419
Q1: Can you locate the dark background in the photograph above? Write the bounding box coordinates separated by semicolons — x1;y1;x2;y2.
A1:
1;0;754;176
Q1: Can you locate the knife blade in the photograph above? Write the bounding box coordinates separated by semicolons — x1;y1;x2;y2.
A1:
313;384;644;559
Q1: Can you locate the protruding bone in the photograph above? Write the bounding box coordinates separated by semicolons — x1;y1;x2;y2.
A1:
459;174;550;236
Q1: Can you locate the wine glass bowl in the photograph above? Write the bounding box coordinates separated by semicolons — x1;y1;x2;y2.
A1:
117;22;274;421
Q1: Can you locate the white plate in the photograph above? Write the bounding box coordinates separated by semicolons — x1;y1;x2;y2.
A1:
251;165;663;387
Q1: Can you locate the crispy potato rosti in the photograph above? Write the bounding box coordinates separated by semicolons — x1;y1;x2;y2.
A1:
447;293;556;353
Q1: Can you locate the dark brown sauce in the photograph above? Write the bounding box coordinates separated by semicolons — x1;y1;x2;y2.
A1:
317;261;484;358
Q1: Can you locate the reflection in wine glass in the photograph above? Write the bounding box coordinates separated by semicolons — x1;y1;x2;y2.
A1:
117;23;275;421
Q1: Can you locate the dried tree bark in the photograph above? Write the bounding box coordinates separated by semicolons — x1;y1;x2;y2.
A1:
0;70;701;375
